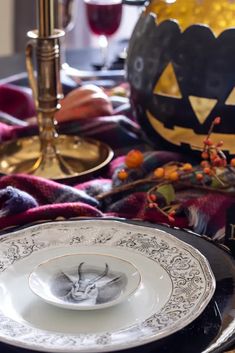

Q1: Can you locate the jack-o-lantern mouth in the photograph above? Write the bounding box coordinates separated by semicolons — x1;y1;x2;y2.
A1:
146;110;235;153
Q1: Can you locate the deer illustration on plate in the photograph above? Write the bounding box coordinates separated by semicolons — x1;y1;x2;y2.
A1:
51;262;127;306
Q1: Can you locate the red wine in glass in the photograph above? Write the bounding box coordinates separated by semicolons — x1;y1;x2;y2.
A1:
84;0;123;69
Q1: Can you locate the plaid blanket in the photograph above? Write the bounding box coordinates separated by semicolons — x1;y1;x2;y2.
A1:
0;82;234;241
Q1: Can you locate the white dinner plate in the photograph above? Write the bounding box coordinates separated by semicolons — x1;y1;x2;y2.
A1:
0;219;215;352
29;253;141;310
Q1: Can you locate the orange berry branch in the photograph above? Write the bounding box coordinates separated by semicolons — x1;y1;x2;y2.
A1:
96;117;235;223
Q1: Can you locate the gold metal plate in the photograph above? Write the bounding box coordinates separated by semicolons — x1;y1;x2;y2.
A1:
0;135;113;182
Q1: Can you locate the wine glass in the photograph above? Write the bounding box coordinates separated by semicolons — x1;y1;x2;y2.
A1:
84;0;123;69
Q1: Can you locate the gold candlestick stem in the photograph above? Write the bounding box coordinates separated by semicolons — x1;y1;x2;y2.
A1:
26;0;74;178
38;0;54;37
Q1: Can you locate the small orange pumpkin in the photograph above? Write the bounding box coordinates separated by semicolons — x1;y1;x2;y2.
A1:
125;149;144;168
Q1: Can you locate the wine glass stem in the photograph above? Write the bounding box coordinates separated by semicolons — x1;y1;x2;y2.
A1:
98;35;109;69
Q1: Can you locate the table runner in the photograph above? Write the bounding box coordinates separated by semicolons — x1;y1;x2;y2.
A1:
0;82;234;243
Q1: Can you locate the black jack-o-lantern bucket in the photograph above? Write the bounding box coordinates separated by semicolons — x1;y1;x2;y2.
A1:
127;0;235;156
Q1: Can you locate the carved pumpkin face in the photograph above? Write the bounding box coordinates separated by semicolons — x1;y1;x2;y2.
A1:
127;14;235;156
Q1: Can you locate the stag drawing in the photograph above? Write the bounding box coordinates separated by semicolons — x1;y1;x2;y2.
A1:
51;262;127;305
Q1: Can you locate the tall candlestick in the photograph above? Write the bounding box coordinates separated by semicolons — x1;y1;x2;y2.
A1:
0;0;113;181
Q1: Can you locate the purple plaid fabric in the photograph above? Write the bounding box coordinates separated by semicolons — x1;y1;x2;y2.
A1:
0;82;233;242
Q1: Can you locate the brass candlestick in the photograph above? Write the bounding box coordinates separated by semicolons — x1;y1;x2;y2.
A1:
0;0;113;181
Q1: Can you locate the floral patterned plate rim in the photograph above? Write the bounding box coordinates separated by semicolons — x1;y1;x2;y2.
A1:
0;219;216;352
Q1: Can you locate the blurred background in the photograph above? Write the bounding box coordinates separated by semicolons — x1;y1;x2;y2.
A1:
0;0;139;57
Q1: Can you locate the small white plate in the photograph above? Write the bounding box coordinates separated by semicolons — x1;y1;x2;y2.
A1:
29;253;141;310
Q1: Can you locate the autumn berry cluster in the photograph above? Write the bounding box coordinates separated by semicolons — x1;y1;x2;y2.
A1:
116;117;235;224
117;149;144;181
199;117;235;176
117;150;180;223
153;163;193;182
147;190;176;223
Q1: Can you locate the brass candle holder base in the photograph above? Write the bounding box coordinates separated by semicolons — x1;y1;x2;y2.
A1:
0;135;113;182
13;0;114;183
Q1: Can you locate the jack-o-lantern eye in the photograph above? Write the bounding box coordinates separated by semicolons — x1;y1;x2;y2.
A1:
225;87;235;106
153;63;182;99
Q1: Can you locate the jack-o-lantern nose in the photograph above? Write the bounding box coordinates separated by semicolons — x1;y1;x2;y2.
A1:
188;96;218;124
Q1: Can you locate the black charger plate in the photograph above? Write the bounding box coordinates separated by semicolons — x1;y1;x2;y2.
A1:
0;219;235;353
